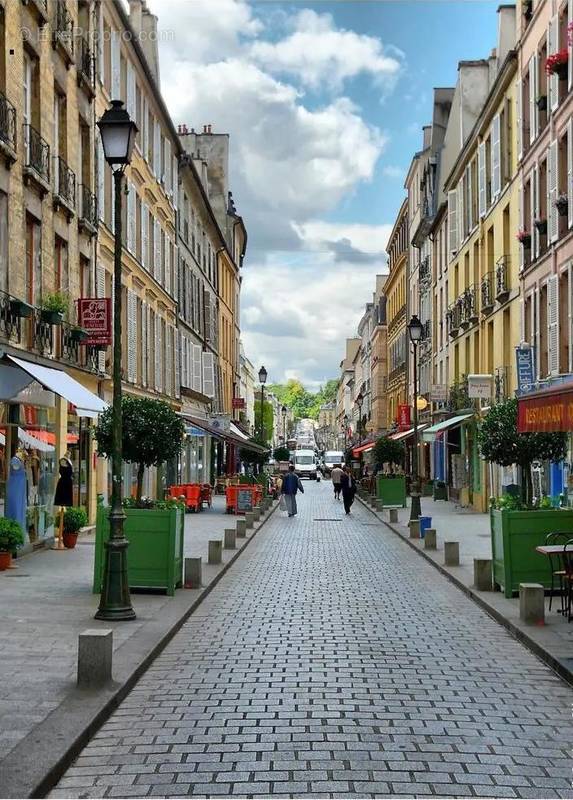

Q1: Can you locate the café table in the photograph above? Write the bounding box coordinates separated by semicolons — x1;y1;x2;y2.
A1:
536;543;573;619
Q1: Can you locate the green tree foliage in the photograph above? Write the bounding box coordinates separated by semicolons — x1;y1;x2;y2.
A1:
269;378;339;421
273;446;290;462
478;398;567;504
95;396;185;500
240;436;269;468
254;398;274;446
372;436;406;472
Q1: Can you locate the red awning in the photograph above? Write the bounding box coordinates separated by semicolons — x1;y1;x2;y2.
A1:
517;384;573;432
352;442;375;457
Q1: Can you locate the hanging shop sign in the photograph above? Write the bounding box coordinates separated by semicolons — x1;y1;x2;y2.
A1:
232;397;246;409
515;346;535;394
430;384;448;402
467;374;493;399
77;298;112;346
517;385;573;432
397;404;411;431
208;413;231;433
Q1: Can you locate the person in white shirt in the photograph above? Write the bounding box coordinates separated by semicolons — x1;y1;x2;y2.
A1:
330;464;343;500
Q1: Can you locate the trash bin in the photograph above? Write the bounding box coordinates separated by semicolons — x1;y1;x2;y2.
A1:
419;516;432;538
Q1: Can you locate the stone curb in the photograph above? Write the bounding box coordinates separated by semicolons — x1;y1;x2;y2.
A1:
0;501;279;800
356;496;573;689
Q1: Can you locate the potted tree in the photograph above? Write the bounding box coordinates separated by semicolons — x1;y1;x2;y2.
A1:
479;398;570;597
93;396;186;595
40;292;68;325
60;506;88;549
372;436;407;508
0;518;24;570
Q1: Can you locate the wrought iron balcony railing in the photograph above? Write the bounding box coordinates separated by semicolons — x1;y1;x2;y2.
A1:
460;285;478;328
78;184;98;232
419;256;431;285
30;309;54;356
53;1;74;57
54;156;76;210
23;124;50;186
447;302;462;338
78;37;94;86
495;365;510;403
481;271;495;314
0;91;17;156
496;256;510;303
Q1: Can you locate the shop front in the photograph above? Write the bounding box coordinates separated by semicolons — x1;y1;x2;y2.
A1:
422;414;477;507
0;354;106;549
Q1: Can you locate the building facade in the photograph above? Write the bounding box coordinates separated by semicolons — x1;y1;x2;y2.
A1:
370;275;388;436
384;200;408;429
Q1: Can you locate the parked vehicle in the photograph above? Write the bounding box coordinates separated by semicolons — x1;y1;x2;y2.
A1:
323;450;345;476
293;449;318;480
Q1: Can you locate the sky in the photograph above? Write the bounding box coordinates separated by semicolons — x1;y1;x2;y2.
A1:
152;0;500;390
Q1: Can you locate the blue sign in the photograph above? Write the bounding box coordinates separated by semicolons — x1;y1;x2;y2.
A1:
186;426;206;437
516;347;534;394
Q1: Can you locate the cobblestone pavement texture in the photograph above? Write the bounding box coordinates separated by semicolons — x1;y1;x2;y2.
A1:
50;482;573;799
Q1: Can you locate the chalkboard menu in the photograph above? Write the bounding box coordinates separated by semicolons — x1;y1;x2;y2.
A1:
237;488;253;512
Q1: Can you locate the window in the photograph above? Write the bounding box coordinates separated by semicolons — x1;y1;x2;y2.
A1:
54;236;69;293
0;8;6;94
79;120;90;186
23;51;39;130
136;195;142;261
25;214;41;305
79;256;90;298
0;191;7;293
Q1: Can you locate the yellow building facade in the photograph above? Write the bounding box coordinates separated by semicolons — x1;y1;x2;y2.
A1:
384;199;408;429
443;52;521;510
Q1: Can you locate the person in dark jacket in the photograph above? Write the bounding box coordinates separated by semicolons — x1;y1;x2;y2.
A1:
281;464;304;517
340;466;356;515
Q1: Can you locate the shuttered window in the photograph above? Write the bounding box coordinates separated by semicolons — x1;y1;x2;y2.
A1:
548;139;559;244
478;142;486;217
447;189;457;254
549;16;559;113
193;344;202;393
568;118;573;230
96;265;107;373
127;290;137;383
516;79;522;162
491;114;501;199
202;351;215;398
111;32;120;99
548;274;559;375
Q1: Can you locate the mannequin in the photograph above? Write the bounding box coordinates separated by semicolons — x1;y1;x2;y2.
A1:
53;456;73;551
6;454;27;537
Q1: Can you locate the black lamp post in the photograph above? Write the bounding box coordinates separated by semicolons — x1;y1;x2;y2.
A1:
95;100;137;622
343;414;349;452
356;392;364;443
408;314;423;522
258;365;268;444
282;404;287;442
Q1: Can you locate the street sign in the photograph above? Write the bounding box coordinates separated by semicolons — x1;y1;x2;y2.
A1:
467;374;493;399
430;384;448;402
77;298;112;346
515;346;534;393
232;397;245;409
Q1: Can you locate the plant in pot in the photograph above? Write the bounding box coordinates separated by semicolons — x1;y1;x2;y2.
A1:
555;193;568;217
516;229;531;247
0;518;24;570
9;298;34;319
59;506;88;549
40;292;68;325
534;217;547;235
535;95;547;111
372;436;407;507
69;325;89;343
546;49;568;80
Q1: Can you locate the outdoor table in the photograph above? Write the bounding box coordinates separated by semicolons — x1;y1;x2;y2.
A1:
535;544;573;619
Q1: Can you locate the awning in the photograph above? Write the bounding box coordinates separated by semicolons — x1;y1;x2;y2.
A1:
181;414;267;455
422;413;473;442
0;428;54;453
181;413;224;440
230;422;249;441
352;441;375;457
4;355;107;418
517;384;573;432
389;424;429;442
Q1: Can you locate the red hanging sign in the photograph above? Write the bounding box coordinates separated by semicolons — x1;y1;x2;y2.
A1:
77;298;112;346
232;397;246;409
397;404;411;431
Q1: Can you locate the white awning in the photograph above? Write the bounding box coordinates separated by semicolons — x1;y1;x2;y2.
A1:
5;355;107;418
230;422;249;441
0;428;54;453
389;424;429;442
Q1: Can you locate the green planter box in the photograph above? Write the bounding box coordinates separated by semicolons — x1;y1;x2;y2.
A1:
422;481;434;497
93;506;184;596
433;483;448;501
491;508;573;598
376;475;406;508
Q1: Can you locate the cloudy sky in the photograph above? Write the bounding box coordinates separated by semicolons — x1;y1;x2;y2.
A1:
152;0;498;390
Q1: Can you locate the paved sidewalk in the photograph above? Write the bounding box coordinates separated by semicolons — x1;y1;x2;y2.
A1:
0;494;276;798
360;495;573;682
50;481;572;799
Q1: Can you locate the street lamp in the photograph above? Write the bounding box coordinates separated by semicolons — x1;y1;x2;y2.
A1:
356;392;364;443
258;365;268;444
95;101;138;622
343;413;349;452
282;404;287;442
408;314;424;522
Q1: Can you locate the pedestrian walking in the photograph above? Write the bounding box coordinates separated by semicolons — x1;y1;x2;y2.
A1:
281;463;304;517
330;463;343;500
340;466;356;515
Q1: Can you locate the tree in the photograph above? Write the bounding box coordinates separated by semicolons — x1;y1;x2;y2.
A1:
240;436;269;469
254;398;274;445
478;398;567;504
372;436;405;473
273;446;290;462
95;396;185;501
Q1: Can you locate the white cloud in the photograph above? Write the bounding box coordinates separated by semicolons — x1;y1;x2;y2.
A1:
295;221;392;256
249;9;403;91
382;165;404;180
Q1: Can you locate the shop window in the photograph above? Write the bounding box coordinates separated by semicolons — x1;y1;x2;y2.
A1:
54;235;69;293
0;190;7;294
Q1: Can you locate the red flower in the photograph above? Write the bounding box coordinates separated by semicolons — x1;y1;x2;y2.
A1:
546;49;568;75
516;229;530;243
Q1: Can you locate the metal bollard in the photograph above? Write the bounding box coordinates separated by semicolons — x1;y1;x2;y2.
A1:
224;528;236;549
424;528;437;550
208;540;223;564
519;583;545;624
77;629;113;688
184;557;202;588
444;541;460;566
474;558;493;591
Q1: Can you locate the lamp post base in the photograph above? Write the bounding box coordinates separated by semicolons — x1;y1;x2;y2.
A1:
409;490;422;522
95;537;136;621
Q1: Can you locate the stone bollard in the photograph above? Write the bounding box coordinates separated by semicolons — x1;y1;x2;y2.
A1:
77;629;113;688
389;508;398;524
474;558;493;591
245;512;255;528
253;506;261;521
519;583;545;624
375;499;384;512
236;519;247;538
409;519;420;539
224;528;236;549
184;557;202;588
444;541;460;566
208;540;222;564
424;528;437;550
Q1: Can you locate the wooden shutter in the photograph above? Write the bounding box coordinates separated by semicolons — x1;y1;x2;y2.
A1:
174;328;180;398
202;351;215;397
447;189;457;254
569;117;573;229
97;4;104;83
457;180;464;242
172;155;178;209
154;120;160;176
478;142;486;217
97;140;105;221
165;235;171;295
127;61;136;119
127;183;136;253
154;315;161;392
516;79;522;161
466;164;473;231
96;265;106;373
173;246;179;302
548;274;559;375
154;220;161;281
204;290;211;341
143;99;149;160
518;180;525;272
549;16;559;113
529;56;538;145
569;0;573;91
165;326;172;396
164;139;171;191
180;334;187;388
530;169;537;260
193;345;202;392
491;114;501;200
548;139;559;243
111;31;120;99
141;202;148;268
127;290;137;383
141;302;147;387
534;165;540;260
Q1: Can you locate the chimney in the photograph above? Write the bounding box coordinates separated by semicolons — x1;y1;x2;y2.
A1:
130;0;161;86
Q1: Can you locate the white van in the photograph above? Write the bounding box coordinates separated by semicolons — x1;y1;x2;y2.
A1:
294;449;318;480
323;451;344;476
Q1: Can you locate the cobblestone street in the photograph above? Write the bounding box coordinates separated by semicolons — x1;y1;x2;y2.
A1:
51;482;573;799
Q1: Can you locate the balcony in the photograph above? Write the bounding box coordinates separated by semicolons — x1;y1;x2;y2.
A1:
23;124;50;194
52;1;74;66
53;156;76;218
495;256;510;304
447;301;463;338
78;184;98;235
494;365;510;403
30;309;55;357
0;291;29;344
22;0;49;25
59;322;103;373
419;256;431;288
77;37;95;98
411;197;434;248
0;92;17;166
460;285;478;329
388;363;406;385
481;271;495;315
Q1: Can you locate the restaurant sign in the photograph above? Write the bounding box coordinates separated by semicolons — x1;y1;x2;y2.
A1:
517;388;573;433
397;404;411;431
77;298;112;346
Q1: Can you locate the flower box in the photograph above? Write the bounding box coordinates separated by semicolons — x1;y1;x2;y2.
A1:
490;507;573;598
40;309;64;325
70;326;89;342
516;231;531;247
9;299;34;319
534;219;547;235
93;505;184;596
376;475;406;508
546;49;568;79
555;196;568;217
